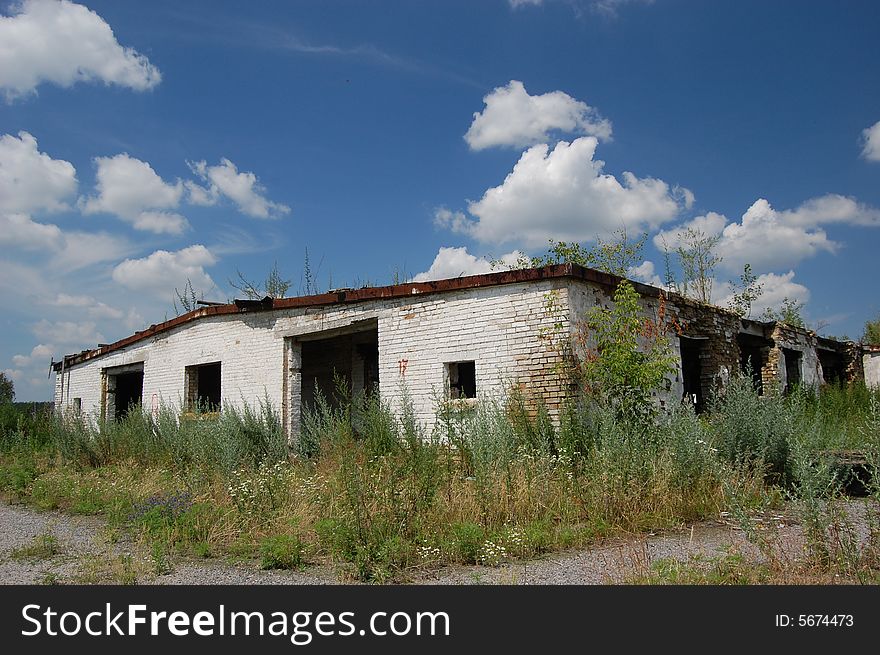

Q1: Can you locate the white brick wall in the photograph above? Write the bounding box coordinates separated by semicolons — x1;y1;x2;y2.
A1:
55;278;574;441
865;352;880;388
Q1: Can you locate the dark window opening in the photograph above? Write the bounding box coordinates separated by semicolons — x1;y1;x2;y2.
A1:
113;372;144;420
104;363;144;421
448;361;477;399
300;327;379;415
72;397;82;413
782;348;802;394
737;333;772;395
818;349;846;386
679;337;704;412
186;362;221;411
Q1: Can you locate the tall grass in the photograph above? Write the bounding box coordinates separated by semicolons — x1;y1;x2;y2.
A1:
43;395;286;474
1;377;878;582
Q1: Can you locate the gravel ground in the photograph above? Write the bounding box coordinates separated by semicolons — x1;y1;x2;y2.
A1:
0;503;340;585
1;501;873;585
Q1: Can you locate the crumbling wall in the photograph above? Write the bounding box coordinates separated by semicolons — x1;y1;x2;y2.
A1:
845;342;867;384
566;282;742;411
666;297;741;408
763;323;822;392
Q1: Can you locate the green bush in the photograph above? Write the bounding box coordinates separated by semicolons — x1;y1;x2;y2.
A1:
448;522;485;564
709;375;793;484
259;534;308;570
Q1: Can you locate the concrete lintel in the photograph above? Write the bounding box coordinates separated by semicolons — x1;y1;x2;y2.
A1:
278;317;379;341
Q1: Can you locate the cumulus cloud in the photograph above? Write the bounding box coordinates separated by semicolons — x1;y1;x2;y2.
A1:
861;120;880;162
433;207;471;233
187;158;290;219
446;137;686;248
112;245;217;299
11;343;54;368
652;212;727;251
80;153;188;234
32;319;105;346
627;260;664;287
653;194;880;274
508;0;543;7
0;212;131;270
0;0;161;100
0;131;77;213
465;80;612;151
46;293;125;320
54;230;133;270
779;194;880;227
0;213;63;249
715;199;838;272
715;270;810;318
2;368;23;383
412;246;525;282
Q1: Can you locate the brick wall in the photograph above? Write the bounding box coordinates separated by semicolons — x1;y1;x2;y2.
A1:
55;278;573;441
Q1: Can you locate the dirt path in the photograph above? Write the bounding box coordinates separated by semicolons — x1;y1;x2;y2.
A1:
0;501;869;585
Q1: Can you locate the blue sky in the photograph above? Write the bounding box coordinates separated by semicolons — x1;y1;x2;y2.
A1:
2;0;879;401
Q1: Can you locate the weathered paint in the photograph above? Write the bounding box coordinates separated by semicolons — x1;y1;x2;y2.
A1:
52;266;871;442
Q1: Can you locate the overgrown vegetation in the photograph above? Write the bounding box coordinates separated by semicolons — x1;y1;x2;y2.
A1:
864;314;880;345
761;296;807;328
1;379;878;583
3;236;879;584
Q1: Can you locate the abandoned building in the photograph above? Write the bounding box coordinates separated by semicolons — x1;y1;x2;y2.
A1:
52;264;880;443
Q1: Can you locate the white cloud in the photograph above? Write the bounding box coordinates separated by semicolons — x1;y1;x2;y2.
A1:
12;343;54;368
54;230;133;270
80;153;188;234
861;120;880;162
0;0;161;100
449;137;686;248
32;319;104;346
780;194;880;227
188;158;290;219
184;179;216;206
0;212;63;249
2;368;23;382
412;246;525;282
0;131;77;213
627;260;664;287
715;270;810;318
433;207;471;233
123;307;145;331
465;80;612;151
652;212;727;251
130;210;188;234
654;194;880;274
112;245;217;299
508;0;543;7
0;212;132;270
46;293;124;320
715;199;839;272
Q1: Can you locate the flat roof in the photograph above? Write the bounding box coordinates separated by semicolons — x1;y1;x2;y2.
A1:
52;262;849;372
54;264;632;370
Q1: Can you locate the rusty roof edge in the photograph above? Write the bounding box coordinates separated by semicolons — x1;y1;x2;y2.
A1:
53;266;599;370
49;264;850;372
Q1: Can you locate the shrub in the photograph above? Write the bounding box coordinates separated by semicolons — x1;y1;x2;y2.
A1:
260;534;308;570
448;522;485;564
709;375;793;484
